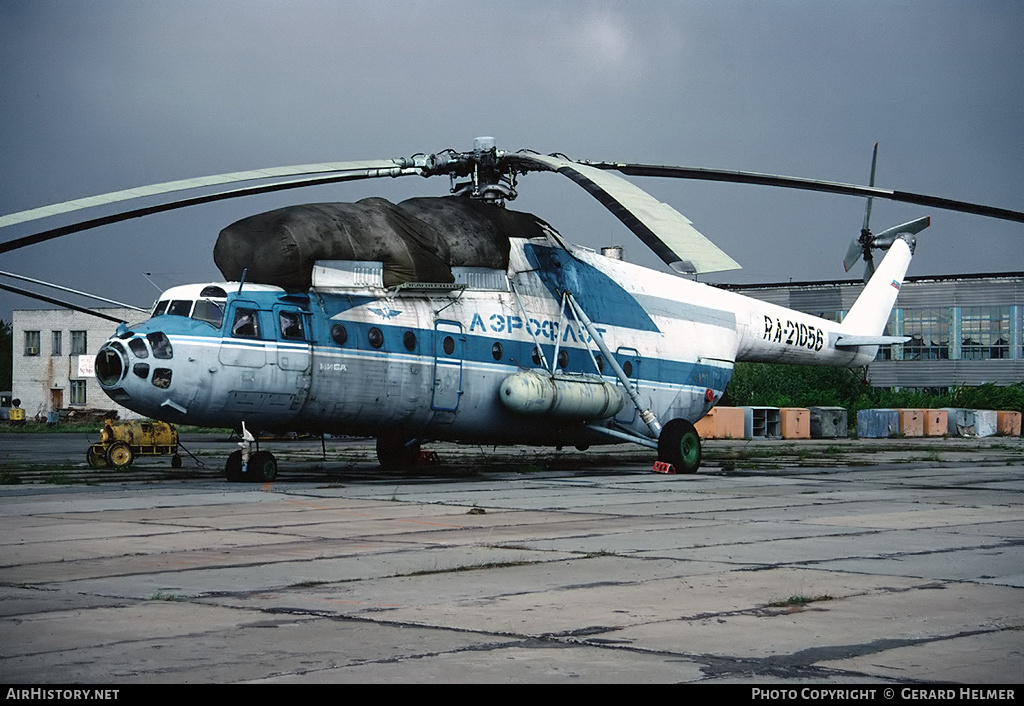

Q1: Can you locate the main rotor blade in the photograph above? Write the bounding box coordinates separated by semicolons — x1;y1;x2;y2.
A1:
0;269;147;311
0;167;422;255
0;282;129;323
581;161;1024;224
512;153;741;274
0;160;410;230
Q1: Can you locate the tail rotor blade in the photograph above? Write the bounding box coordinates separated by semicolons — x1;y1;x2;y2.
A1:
844;237;865;273
862;142;878;235
872;215;931;247
863;253;877;283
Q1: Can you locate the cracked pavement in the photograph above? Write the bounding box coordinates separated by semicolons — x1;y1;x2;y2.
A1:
1;436;1022;683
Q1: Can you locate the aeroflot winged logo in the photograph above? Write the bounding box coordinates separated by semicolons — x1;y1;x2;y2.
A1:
891;280;901;291
368;306;402;319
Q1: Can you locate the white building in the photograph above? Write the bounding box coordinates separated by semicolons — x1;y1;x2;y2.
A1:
12;307;144;420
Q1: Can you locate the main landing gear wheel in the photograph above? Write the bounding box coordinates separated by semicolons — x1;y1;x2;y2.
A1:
376;432;421;470
105;441;134;469
658;418;702;474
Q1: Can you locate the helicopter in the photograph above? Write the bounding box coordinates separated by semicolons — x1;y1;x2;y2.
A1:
2;137;1022;480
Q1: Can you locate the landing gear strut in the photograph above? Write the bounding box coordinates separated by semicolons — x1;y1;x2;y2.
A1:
225;423;278;482
657;418;702;473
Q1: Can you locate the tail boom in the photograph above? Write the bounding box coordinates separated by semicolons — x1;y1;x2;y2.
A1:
734;236;914;367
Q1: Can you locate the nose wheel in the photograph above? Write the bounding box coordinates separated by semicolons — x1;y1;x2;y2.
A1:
225;449;278;482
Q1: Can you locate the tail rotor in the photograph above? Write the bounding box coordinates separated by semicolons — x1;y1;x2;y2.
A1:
843;144;930;281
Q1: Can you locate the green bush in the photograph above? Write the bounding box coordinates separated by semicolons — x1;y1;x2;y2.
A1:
723;363;1024;416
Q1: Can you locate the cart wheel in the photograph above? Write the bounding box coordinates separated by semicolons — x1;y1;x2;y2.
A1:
87;446;109;468
171;454;182;469
106;441;134;469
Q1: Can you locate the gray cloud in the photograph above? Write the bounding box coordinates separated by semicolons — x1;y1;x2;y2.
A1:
2;0;1021;320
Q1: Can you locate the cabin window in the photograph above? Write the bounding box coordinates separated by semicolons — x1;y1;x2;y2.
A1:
368;327;384;349
622;360;633;377
331;324;348;346
231;309;260;338
128;338;149;359
403;331;417;351
531;346;542;365
491;342;503;361
167;300;192;317
557;350;569;368
279;311;306;341
193;300;224;328
595;354;605;373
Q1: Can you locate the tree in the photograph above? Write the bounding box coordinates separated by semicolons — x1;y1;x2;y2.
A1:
0;319;11;391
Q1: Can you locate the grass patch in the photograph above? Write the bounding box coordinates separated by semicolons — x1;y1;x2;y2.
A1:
151;591;186;602
409;560;532;576
768;594;833;608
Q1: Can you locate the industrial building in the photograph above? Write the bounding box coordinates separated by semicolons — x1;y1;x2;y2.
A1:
726;272;1024;392
11;307;141;421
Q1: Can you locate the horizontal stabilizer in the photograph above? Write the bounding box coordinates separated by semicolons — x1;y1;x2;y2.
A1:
834;334;909;348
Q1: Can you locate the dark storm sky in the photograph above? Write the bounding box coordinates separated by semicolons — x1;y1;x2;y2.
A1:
2;1;1021;320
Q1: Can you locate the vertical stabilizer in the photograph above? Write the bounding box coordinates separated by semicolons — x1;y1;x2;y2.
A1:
839;236;914;335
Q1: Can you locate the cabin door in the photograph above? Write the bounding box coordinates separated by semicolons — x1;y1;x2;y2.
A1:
614;346;641;424
431;320;463;411
274;305;313;412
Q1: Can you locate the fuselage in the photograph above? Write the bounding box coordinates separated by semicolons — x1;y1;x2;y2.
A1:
94;236;893;447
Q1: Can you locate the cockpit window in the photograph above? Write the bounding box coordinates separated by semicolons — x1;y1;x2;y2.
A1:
232;308;260;338
192;299;224;328
279;311;306;341
128;338;149;359
147;332;173;359
152;300;168;317
167;300;192;317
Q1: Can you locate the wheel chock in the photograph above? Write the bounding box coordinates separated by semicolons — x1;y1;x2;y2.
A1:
416;450;440;465
652;461;677;474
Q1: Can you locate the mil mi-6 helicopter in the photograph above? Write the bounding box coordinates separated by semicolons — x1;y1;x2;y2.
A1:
2;138;1022;480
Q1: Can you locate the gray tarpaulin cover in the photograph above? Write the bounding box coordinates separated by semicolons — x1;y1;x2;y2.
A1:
214;196;552;290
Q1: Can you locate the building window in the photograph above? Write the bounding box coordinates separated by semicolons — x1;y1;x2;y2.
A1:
70;380;87;405
903;308;950;360
961;306;1010;360
52;331;62;356
875;312;897;361
24;330;40;356
71;330;88;355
